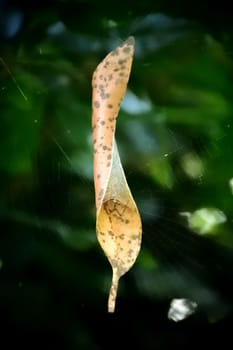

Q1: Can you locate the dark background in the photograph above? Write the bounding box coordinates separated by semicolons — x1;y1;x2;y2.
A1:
1;1;233;348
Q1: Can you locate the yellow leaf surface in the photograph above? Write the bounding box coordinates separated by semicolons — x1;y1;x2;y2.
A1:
92;37;142;312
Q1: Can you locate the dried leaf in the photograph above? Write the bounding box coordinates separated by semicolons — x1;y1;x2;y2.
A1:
92;37;142;312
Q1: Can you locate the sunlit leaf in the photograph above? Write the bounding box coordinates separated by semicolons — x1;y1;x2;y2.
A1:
188;207;227;235
168;298;198;322
92;37;142;312
181;152;204;179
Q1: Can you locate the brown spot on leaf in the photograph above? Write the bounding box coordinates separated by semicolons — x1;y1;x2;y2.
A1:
118;59;126;65
111;48;119;56
123;46;131;54
94;100;100;108
100;92;110;100
131;234;138;240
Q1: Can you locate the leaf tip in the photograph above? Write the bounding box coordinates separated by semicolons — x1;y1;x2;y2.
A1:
124;36;135;47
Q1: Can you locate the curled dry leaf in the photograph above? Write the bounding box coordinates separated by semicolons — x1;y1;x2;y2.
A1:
92;37;142;312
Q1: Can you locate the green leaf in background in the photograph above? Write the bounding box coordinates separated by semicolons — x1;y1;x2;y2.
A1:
188;207;227;235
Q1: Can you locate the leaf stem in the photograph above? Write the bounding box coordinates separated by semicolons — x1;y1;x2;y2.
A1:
108;268;119;313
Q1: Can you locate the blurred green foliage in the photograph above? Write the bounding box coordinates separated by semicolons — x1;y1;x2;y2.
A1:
1;1;233;349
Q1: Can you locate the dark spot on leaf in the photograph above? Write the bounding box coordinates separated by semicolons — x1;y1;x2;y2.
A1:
118;59;126;65
123;46;131;54
108;230;114;237
100;92;110;100
111;48;119;56
131;234;138;240
94;100;100;108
